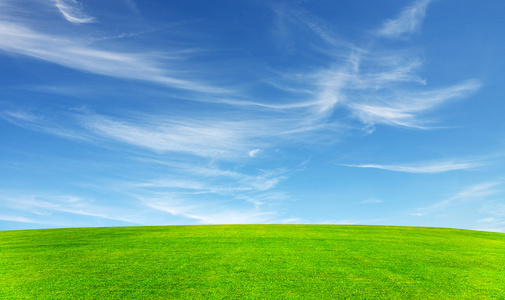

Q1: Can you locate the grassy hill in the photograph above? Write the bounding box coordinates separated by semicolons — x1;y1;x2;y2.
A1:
1;225;504;299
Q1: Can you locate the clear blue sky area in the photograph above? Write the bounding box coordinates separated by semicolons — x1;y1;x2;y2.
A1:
1;0;505;231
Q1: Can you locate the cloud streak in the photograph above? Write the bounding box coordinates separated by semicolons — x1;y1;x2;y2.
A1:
0;110;91;142
406;181;505;232
0;215;39;224
143;198;276;224
376;0;431;38
348;80;481;129
345;159;483;174
0;194;143;225
83;114;264;159
54;0;96;24
0;21;227;94
2;106;342;162
127;160;289;205
415;182;501;214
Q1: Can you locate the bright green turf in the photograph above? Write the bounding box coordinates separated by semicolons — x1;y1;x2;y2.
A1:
1;225;504;299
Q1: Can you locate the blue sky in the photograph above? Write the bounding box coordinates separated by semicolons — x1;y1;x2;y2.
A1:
1;0;505;232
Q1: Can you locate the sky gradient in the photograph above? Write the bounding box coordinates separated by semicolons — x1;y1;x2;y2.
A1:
1;0;505;232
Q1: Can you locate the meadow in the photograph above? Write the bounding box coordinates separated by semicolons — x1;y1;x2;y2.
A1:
1;225;504;299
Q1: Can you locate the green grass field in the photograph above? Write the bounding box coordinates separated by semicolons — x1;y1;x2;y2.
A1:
1;225;504;299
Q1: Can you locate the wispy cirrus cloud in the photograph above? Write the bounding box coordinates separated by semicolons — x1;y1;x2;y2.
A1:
126;158;289;208
131;169;286;195
0;194;143;225
248;149;262;158
299;45;481;128
358;198;383;204
477;205;505;232
0;21;227;94
143;197;276;224
83;114;260;159
452;182;501;200
406;181;505;232
0;215;39;224
0;155;290;227
265;0;480;130
266;54;480;130
0;110;91;141
348;80;481;129
54;0;96;24
344;159;483;174
1;1;483;163
376;0;431;38
1;0;480;136
1;106;340;161
415;181;501;214
116;154;290;224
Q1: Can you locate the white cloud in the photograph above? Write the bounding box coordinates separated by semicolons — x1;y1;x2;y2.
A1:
131;169;286;195
474;213;505;233
0;215;39;223
358;198;383;204
0;0;481;138
348;80;481;129
84;115;247;158
54;0;96;24
475;213;505;232
0;111;91;141
1;195;142;224
345;159;482;174
142;197;276;224
137;159;245;179
405;182;505;232
1;106;340;165
478;217;498;223
452;182;501;200
265;3;481;129
114;159;289;224
376;0;431;38
0;21;227;94
414;182;501;215
248;149;262;157
481;202;505;218
410;213;424;216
